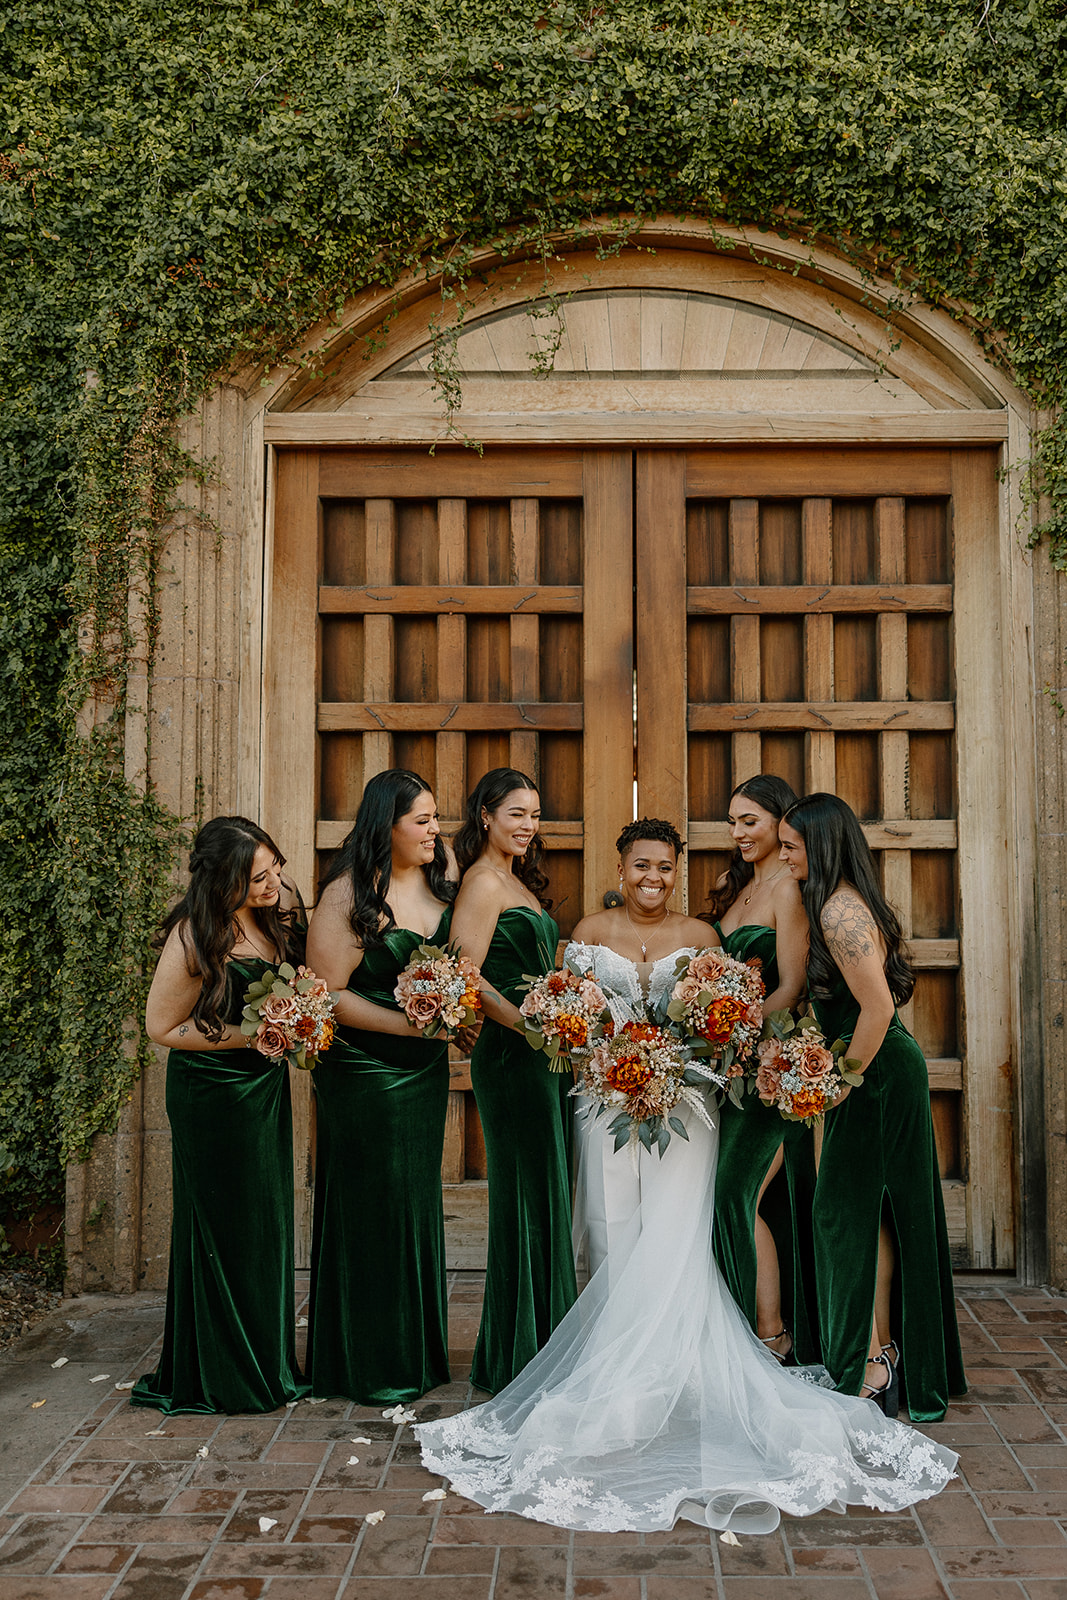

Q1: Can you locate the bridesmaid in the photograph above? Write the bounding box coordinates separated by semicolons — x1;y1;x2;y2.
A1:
708;776;818;1363
451;767;577;1394
133;817;308;1414
305;770;454;1404
778;793;966;1421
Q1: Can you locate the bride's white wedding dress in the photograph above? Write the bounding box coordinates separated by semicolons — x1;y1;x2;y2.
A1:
415;944;957;1535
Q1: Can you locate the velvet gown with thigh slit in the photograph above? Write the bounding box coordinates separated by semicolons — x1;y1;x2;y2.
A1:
306;916;451;1404
711;922;821;1362
470;905;577;1395
131;956;308;1415
811;973;966;1422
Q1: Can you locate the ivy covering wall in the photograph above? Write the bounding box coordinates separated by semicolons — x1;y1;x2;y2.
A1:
2;0;1066;1236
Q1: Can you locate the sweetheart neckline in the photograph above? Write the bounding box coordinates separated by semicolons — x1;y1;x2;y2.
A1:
566;940;698;978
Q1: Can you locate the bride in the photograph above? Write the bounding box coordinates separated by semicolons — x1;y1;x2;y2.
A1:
416;818;957;1535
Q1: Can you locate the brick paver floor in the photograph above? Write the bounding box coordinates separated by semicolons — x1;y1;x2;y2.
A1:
2;1275;1067;1599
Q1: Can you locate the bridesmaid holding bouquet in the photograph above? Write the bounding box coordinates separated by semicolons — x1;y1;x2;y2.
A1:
707;776;819;1363
778;793;966;1420
133;817;308;1415
306;770;455;1404
451;768;577;1394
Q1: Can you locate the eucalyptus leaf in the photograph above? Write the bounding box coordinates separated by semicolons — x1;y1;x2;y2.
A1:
667;1115;689;1140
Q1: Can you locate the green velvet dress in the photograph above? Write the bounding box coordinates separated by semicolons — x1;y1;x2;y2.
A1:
132;956;308;1415
711;923;821;1364
470;905;577;1394
811;972;966;1422
306;916;451;1404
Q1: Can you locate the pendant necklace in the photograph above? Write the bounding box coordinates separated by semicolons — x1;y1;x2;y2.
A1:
741;865;787;908
624;904;671;959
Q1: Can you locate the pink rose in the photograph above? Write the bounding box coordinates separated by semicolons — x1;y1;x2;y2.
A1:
260;994;299;1023
757;1038;784;1068
406;991;442;1029
756;1062;781;1099
795;1041;833;1081
672;975;703;1007
744;1002;763;1029
256;1020;291;1059
688;950;726;984
579;980;608;1012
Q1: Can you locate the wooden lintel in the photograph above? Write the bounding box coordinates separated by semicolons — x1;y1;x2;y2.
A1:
265;411;1009;448
687;584;953;615
927;1058;965;1092
688;702;955;732
909;939;961;970
319;584;583;615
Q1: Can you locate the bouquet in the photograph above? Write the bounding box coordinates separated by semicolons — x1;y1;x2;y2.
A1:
241;963;338;1070
393;942;481;1039
665;947;765;1104
754;1010;863;1124
518;958;614;1073
577;1020;726;1158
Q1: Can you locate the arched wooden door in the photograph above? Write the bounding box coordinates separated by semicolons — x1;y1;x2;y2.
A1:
265;441;1012;1272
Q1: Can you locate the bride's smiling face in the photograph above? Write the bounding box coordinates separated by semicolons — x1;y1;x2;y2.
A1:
619;840;678;915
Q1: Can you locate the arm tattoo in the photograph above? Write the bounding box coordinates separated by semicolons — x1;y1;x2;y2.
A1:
178;1024;189;1036
821;892;877;968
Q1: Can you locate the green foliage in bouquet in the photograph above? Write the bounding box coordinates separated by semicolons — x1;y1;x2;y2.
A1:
241;963;339;1072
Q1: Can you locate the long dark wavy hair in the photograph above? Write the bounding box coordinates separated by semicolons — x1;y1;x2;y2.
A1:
706;774;800;921
781;792;914;1005
157;816;299;1041
318;769;455;948
453;767;551;906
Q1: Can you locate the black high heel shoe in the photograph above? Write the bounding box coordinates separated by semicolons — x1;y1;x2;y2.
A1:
861;1351;900;1418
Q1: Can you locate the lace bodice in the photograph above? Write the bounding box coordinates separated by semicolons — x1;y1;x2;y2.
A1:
564;941;698;1030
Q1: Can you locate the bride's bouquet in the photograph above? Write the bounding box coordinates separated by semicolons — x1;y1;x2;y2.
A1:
241;963;338;1070
393;942;482;1040
518;958;614;1073
665;947;765;1105
576;1020;726;1158
754;1010;863;1124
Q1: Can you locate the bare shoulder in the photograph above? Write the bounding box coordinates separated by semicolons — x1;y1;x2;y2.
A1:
156;920;200;980
820;887;879;965
440;838;460;882
570;910;612;945
455;861;508;912
314;874;354;917
771;871;805;916
675;913;721;948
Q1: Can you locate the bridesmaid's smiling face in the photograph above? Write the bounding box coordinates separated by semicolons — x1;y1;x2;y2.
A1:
619;840;678;916
392;789;441;869
483;788;541;859
241;843;283;911
777;821;808;881
728;794;781;867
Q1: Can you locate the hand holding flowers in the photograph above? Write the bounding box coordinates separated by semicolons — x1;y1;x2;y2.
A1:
518;959;614;1074
665;947;765;1105
754;1010;863;1124
393;943;482;1040
241;963;339;1070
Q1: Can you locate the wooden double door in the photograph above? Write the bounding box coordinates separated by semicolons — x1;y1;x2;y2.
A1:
267;443;1012;1272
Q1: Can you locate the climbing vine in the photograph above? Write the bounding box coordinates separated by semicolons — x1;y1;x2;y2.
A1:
2;0;1066;1236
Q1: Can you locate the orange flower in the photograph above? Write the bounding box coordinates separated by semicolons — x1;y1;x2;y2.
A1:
699;996;746;1044
605;1054;653;1094
294;1014;319;1041
554;1013;588;1048
546;973;568;996
621;1020;660;1044
317;1019;334;1053
790;1087;828;1120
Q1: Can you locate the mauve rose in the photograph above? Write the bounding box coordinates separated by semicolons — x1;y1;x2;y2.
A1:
407;991;442;1029
260;994;299;1023
757;1038;784;1067
795;1041;833;1081
688;950;725;984
756;1063;780;1099
256;1020;291;1058
744;1002;763;1029
673;975;703;1007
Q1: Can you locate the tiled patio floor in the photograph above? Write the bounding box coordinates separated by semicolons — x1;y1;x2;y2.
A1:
2;1275;1067;1599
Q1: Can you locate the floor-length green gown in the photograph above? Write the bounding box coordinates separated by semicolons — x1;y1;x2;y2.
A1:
132;956;308;1415
470;905;577;1394
811;971;966;1422
306;917;451;1403
711;923;821;1363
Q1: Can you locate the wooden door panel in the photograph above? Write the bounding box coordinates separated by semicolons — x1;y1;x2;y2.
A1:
635;448;1010;1270
268;448;633;1258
